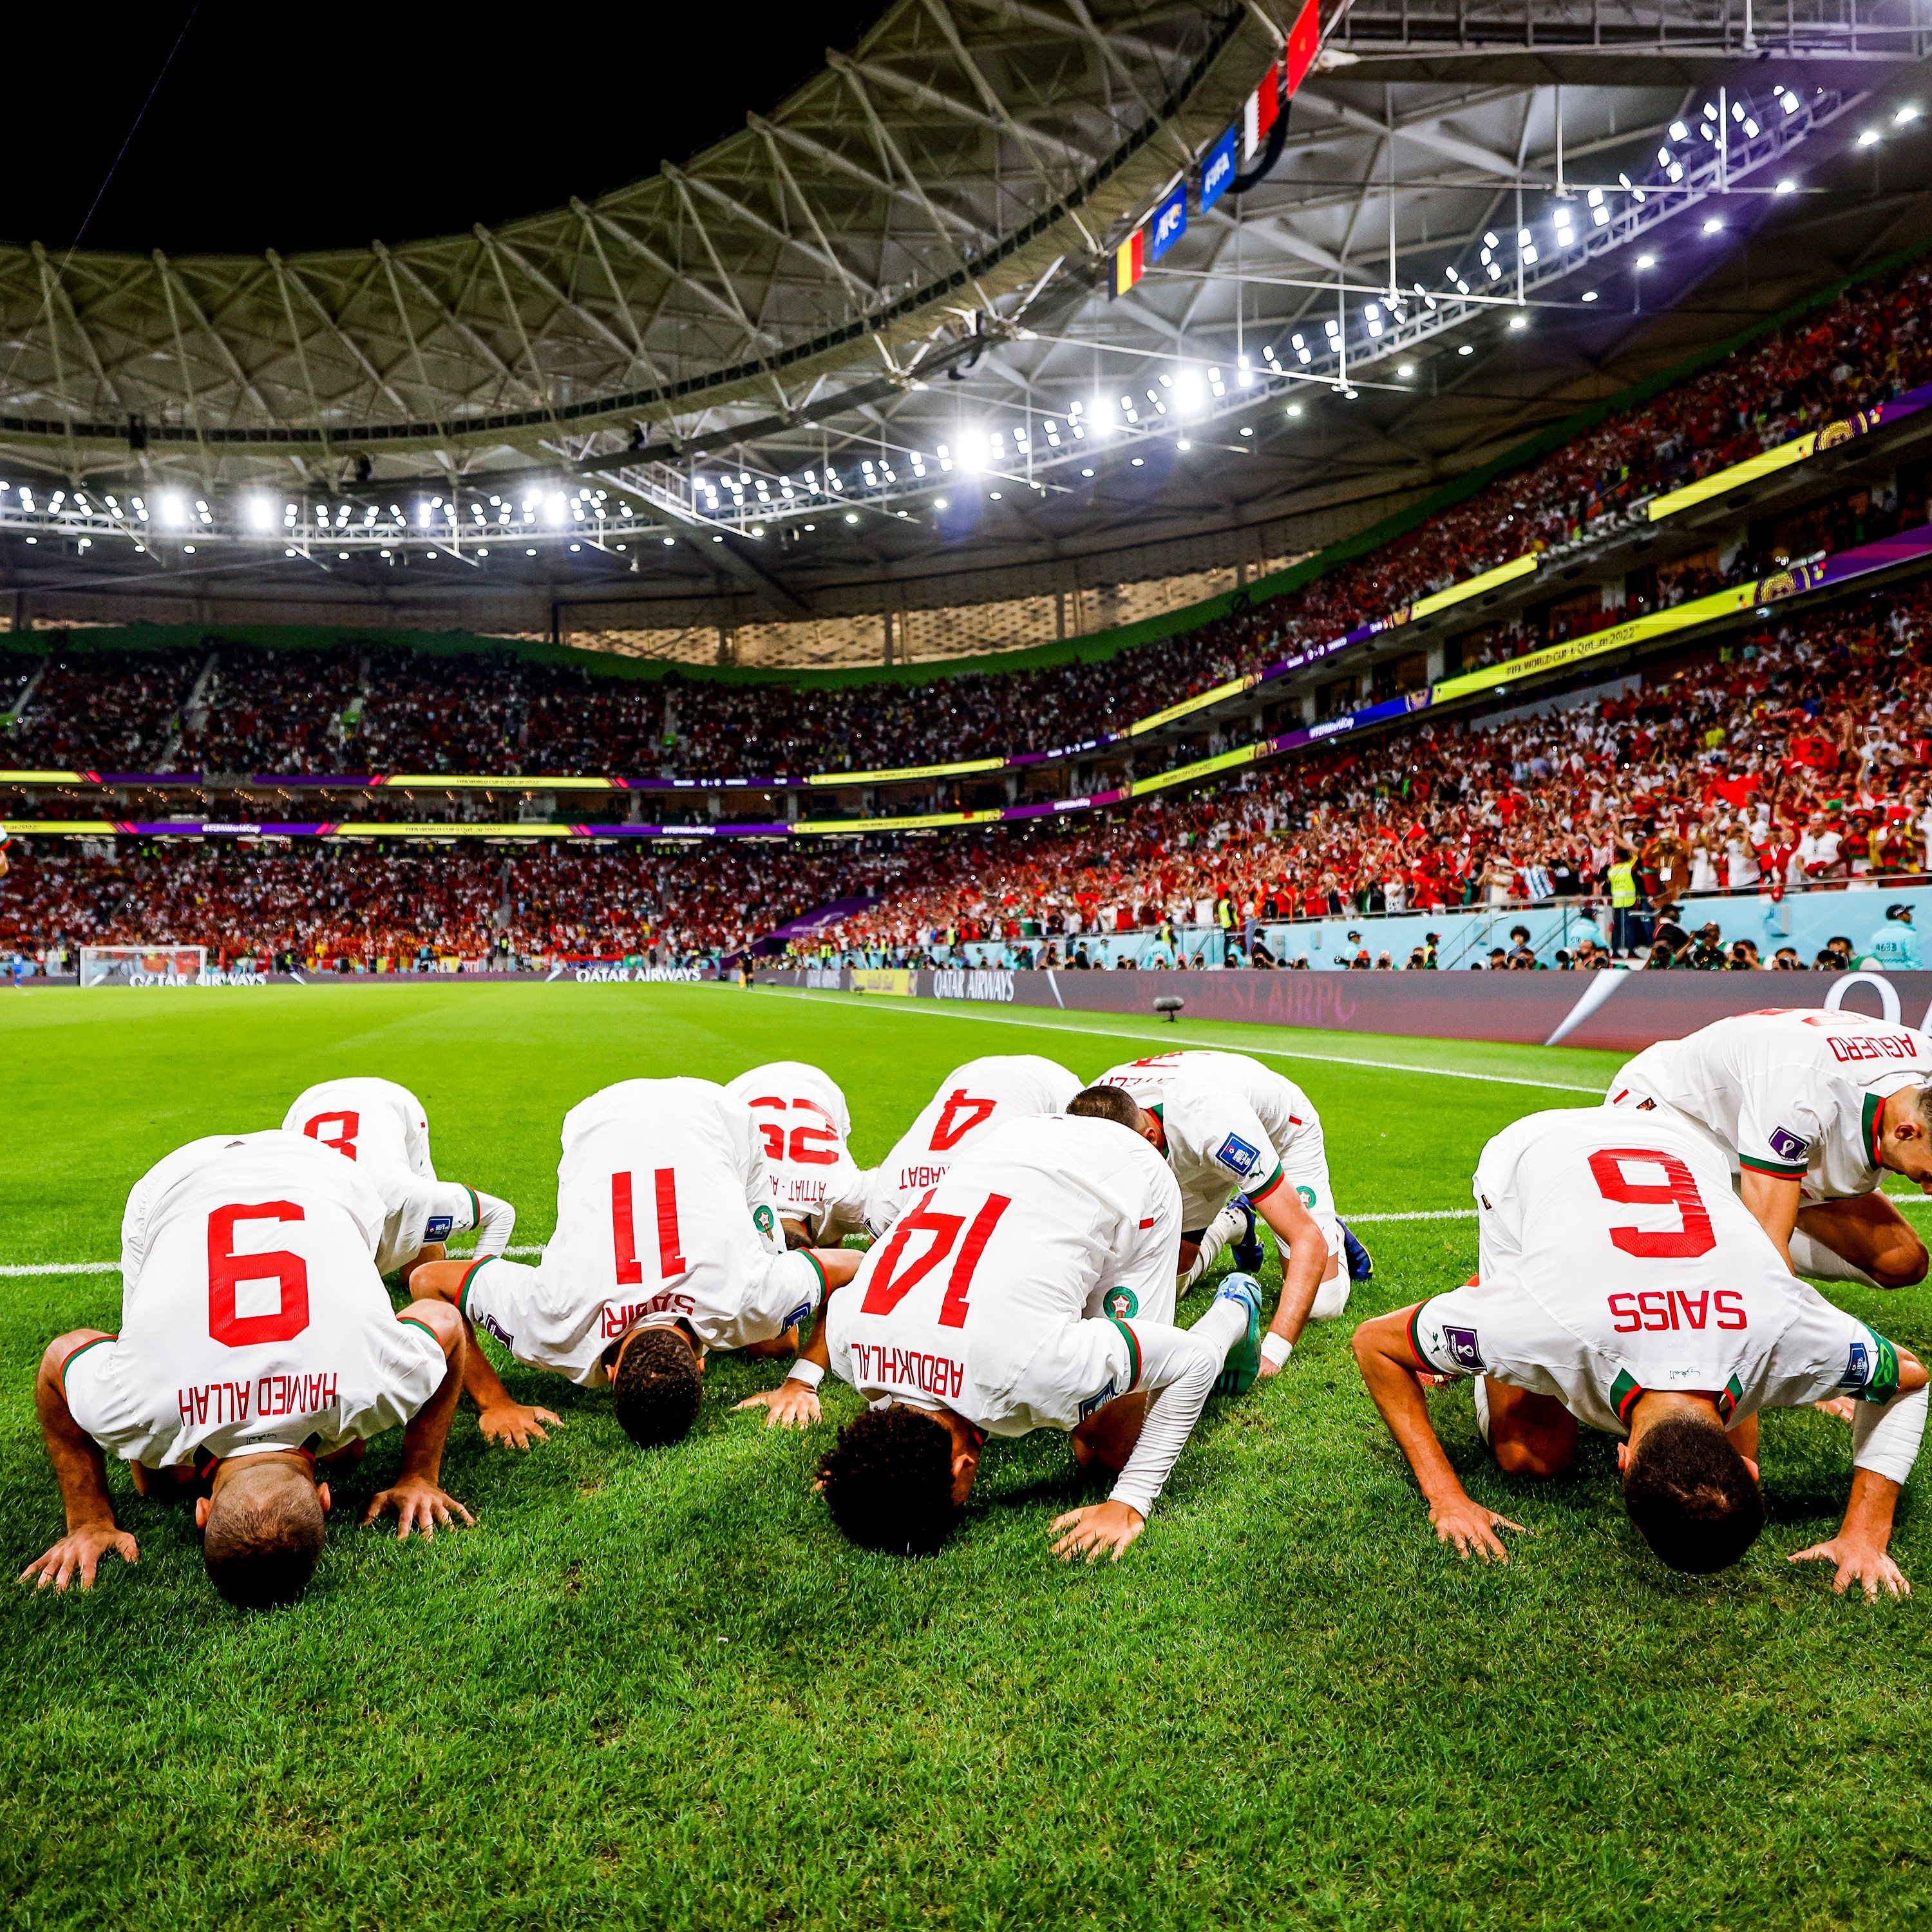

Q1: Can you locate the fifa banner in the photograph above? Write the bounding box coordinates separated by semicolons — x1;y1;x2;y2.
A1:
756;967;1932;1056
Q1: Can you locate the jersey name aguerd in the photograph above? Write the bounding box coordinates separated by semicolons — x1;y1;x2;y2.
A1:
1823;1032;1921;1063
1607;1289;1747;1334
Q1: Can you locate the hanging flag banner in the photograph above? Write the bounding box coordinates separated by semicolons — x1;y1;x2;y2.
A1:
1282;0;1321;95
1242;59;1281;159
1200;127;1238;212
1148;185;1188;261
1110;228;1146;298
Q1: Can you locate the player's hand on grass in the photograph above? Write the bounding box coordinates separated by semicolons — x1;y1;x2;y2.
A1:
478;1401;560;1450
20;1524;138;1593
1048;1500;1146;1564
733;1382;821;1429
1789;1534;1911;1600
1428;1494;1526;1563
363;1477;475;1540
1810;1396;1857;1425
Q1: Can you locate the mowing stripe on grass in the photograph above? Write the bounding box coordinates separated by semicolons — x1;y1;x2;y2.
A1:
752;986;1609;1094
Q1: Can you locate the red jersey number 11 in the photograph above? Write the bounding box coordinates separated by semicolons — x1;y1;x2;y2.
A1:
613;1170;689;1284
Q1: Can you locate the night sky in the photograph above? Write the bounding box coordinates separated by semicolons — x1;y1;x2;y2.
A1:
6;1;886;256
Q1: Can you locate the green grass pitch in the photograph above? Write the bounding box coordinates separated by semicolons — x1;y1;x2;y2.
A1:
3;981;1929;1930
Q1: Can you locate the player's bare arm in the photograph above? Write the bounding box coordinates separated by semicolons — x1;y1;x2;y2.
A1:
1253;1180;1336;1371
22;1331;140;1592
1054;1395;1154;1562
1352;1307;1526;1563
362;1300;476;1539
409;1258;562;1450
1788;1347;1928;1599
734;1247;864;1429
1739;1167;1804;1272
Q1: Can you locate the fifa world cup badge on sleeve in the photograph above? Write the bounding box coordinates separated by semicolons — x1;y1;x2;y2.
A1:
1768;1126;1810;1164
1215;1132;1262;1178
1443;1325;1486;1372
1078;1378;1119;1423
425;1215;455;1240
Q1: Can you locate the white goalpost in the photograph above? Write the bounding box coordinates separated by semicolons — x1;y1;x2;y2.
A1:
80;945;210;987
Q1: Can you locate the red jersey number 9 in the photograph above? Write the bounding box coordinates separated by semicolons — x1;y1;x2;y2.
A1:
207;1202;312;1346
1587;1147;1716;1259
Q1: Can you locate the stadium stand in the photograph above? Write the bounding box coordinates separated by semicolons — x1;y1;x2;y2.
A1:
5;578;1929;971
4;251;1930;785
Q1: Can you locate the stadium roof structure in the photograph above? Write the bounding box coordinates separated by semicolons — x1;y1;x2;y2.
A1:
1;0;1929;627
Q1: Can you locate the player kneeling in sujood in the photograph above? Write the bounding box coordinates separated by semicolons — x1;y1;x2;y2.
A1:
723;1060;862;1248
739;1097;1263;1561
282;1075;516;1282
409;1078;860;1452
1606;1007;1932;1291
1083;1050;1370;1379
811;1053;1084;1242
24;1132;472;1606
1352;1107;1928;1593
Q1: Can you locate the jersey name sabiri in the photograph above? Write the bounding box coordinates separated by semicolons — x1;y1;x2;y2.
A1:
600;1291;694;1338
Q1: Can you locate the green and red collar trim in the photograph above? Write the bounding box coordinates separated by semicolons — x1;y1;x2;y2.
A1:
1863;1091;1885;1169
1610;1370;1643;1426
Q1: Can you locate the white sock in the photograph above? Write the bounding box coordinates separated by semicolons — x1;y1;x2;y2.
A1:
1789;1227;1882;1290
1310;1272;1351;1321
1180;1202;1249;1292
1192;1289;1253;1358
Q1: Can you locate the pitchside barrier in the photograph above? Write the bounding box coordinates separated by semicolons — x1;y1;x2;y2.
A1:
754;963;1932;1054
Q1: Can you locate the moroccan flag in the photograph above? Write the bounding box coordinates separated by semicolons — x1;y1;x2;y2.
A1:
1282;0;1321;96
1110;228;1145;298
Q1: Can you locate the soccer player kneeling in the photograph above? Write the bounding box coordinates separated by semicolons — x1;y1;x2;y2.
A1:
757;1097;1261;1560
1352;1108;1928;1591
24;1132;472;1605
723;1060;862;1247
282;1075;516;1280
409;1078;860;1451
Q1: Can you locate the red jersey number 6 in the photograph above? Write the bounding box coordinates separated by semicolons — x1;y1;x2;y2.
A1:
207;1202;312;1347
1587;1148;1716;1260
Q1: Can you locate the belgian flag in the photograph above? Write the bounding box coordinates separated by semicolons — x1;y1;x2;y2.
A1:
1110;229;1145;299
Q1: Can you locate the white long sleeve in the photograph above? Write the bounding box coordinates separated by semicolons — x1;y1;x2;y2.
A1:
1852;1379;1929;1486
1106;1294;1245;1518
471;1190;516;1258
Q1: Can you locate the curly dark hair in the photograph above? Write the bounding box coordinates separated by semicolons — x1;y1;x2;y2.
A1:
1623;1414;1765;1574
1066;1084;1144;1132
817;1405;958;1555
611;1326;704;1448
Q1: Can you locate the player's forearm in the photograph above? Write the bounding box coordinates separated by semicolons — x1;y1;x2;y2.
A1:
1352;1331;1472;1510
1258;1198;1326;1343
396;1329;467;1484
35;1362;119;1533
455;1320;522;1412
1740;1170;1802;1269
1108;1325;1218;1518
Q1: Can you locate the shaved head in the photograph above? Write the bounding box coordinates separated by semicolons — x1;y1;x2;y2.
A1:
202;1461;326;1609
1066;1084;1145;1133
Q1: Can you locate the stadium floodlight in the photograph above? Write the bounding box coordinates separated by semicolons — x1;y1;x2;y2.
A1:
1776;178;1797;194
545;493;567;523
1858;128;1880;146
934;496;949;508
1397;363;1414;377
1668;162;1684;181
844;511;859;524
157;490;185;526
1508;315;1529;330
1636;253;1656;268
1744;117;1759;137
1582;290;1599;301
1897;104;1920;124
662;535;676;545
244;496;274;531
1669;120;1688;140
1703;216;1724;233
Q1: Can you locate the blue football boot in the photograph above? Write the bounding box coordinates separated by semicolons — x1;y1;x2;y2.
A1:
1213;1273;1264;1396
1340;1219;1374;1282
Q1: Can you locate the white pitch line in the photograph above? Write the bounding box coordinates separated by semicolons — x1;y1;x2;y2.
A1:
752;986;1608;1094
16;1200;1932;1279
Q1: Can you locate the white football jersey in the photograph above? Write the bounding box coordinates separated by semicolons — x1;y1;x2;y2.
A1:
1410;1108;1909;1435
1609;1008;1932;1202
723;1061;859;1224
71;1133;446;1467
459;1077;825;1386
837;1054;1084;1238
1097;1050;1323;1230
826;1113;1182;1436
283;1077;437;1179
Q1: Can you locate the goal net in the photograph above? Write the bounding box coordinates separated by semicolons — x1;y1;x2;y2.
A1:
80;945;210;987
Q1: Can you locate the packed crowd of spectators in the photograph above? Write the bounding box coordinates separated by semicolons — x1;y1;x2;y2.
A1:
5;252;1927;785
5;572;1931;972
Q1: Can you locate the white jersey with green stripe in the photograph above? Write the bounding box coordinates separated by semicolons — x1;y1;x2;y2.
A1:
1096;1050;1318;1229
457;1077;822;1385
1608;1009;1932;1202
76;1132;446;1467
1410;1108;1906;1439
723;1060;860;1224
